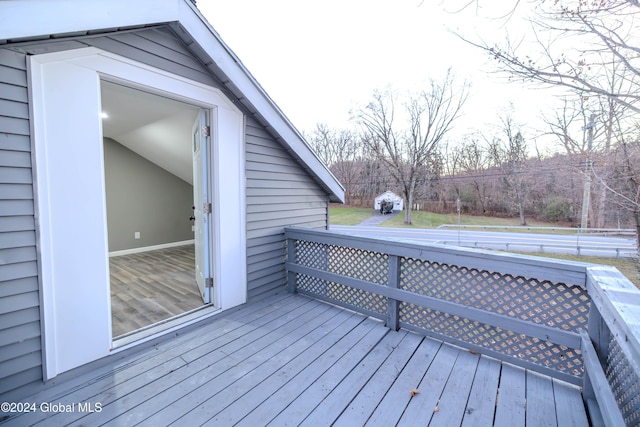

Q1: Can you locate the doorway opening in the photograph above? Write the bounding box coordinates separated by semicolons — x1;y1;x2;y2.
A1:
100;81;213;340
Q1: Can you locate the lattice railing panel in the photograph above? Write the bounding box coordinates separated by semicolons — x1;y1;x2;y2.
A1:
400;302;583;375
289;234;591;379
400;257;590;332
295;240;388;284
296;274;387;316
327;246;388;285
606;337;640;426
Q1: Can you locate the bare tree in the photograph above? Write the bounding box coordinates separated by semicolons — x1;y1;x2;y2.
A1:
460;1;640;113
445;136;493;214
489;115;530;225
354;70;468;224
307;123;360;205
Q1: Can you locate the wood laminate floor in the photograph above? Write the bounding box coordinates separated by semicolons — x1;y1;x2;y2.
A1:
110;245;204;337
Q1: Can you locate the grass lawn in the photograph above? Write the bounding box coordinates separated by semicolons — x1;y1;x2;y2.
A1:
328;207;376;226
383;210;571;230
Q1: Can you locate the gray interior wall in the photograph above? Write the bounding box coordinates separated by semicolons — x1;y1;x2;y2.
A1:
103;137;194;252
0;25;330;397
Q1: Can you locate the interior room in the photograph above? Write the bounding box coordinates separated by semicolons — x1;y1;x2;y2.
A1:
100;81;207;338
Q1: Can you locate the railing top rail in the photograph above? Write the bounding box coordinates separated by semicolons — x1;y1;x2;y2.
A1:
438;224;636;234
285;227;591;287
586;265;640;374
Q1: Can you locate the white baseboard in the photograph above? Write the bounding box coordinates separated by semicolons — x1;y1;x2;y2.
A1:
109;239;195;257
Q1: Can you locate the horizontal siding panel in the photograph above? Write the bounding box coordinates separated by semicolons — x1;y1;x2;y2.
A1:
246;160;312;176
246;218;327;240
0;98;29;119
247;247;283;267
115;31;208;76
246;239;285;257
0;150;31;167
0;246;37;265
245;132;289;149
0;65;27;87
86;37;218;87
0;166;32;184
0;216;35;233
247;207;327;223
0;116;30;136
248;214;328;230
247;195;328;206
247;264;286;289
0;183;33;199
0;336;40;364
0;81;28;103
0;320;41;348
0;307;40;331
0;351;42;382
0;287;39;314
0;49;26;70
245;120;275;140
0;134;31;152
246;187;326;198
247;233;285;248
0;366;42;395
247;279;284;298
247;196;327;213
0;277;39;299
248;253;286;275
142;27;194;54
246;142;291;160
247;179;323;190
0;200;34;216
0;230;36;249
246;169;313;183
0;261;38;285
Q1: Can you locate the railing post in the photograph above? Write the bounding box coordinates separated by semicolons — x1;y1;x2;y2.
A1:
286;236;297;293
583;302;611;404
386;255;401;331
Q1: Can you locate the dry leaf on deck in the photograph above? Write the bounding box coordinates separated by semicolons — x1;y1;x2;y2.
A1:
409;388;420;397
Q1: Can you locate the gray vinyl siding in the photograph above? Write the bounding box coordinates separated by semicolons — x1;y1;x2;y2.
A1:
245;117;328;299
0;25;329;394
0;49;42;395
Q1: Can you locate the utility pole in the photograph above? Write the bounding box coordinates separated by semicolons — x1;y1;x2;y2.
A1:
580;114;596;230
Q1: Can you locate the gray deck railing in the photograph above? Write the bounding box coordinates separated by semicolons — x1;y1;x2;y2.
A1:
285;227;640;426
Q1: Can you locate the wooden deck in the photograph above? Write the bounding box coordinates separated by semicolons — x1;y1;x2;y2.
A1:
1;293;589;426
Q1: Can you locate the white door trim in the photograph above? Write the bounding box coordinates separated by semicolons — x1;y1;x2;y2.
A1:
29;47;246;380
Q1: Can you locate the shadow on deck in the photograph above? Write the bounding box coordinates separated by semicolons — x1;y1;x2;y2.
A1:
1;292;587;426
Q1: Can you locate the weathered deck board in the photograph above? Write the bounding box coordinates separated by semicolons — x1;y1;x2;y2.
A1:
461;356;501;427
494;363;527;427
298;330;415;427
1;293;589;427
526;370;558;427
396;341;459;426
553;378;590;427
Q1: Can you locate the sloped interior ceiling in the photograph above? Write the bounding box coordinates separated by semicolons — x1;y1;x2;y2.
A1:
100;80;200;184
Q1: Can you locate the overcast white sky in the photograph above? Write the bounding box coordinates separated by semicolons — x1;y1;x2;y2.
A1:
198;0;559;148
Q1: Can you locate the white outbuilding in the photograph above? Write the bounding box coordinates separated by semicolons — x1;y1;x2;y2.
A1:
374;191;404;213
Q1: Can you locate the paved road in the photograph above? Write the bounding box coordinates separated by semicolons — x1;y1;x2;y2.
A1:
329;224;637;258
